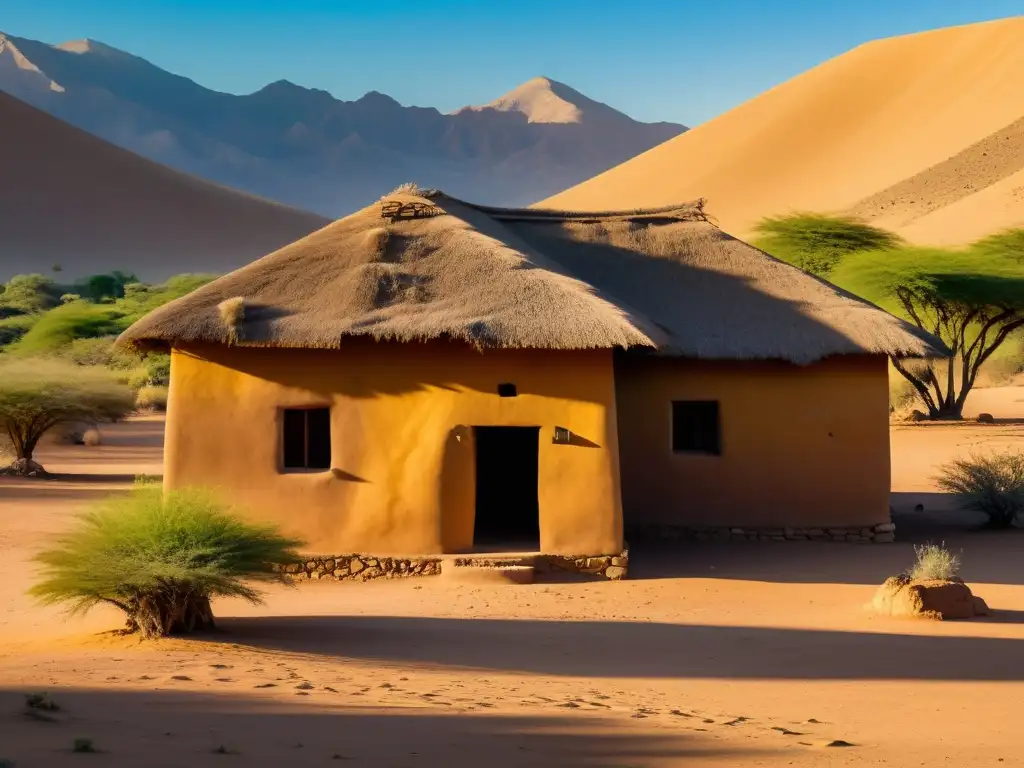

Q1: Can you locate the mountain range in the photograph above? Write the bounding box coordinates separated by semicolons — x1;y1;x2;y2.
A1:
546;16;1024;246
0;32;685;216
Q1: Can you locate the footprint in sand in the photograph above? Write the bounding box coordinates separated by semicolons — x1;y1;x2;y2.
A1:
295;682;315;690
771;727;804;736
210;664;231;670
254;683;277;689
170;676;192;681
723;717;750;726
214;678;233;683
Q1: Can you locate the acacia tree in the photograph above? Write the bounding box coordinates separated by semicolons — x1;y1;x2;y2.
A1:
833;249;1024;420
0;358;134;475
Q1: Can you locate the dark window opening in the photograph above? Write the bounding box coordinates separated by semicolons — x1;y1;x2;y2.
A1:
672;400;721;455
473;426;540;549
282;408;331;470
497;383;518;398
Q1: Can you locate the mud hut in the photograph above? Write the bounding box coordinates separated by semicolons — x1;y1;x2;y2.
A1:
120;189;944;560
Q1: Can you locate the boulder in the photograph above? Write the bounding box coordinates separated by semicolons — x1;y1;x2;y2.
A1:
977;412;995;424
870;575;990;620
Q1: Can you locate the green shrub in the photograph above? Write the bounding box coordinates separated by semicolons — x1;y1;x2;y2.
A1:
908;543;961;582
0;274;61;314
135;385;169;412
0;314;39;349
9;302;128;356
30;485;303;638
72;738;95;754
25;692;60;711
936;451;1024;528
0;358;133;474
753;213;901;277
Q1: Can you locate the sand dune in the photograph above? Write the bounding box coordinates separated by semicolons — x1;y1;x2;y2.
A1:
0;91;328;280
544;17;1024;244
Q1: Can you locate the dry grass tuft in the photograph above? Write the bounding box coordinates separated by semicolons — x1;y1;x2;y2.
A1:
936;451;1024;528
386;182;422;197
217;297;245;343
135;385;169;412
364;227;390;256
81;428;101;447
908;542;961;582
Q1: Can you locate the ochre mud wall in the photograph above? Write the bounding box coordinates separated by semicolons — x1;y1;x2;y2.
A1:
165;340;622;555
615;353;892;529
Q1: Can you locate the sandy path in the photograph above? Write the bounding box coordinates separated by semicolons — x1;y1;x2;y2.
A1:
2;402;1024;766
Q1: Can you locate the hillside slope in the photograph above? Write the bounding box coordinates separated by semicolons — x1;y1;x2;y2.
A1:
0;91;328;280
543;17;1024;244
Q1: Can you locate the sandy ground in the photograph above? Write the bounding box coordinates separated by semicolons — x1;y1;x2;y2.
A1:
2;393;1024;767
543;17;1024;245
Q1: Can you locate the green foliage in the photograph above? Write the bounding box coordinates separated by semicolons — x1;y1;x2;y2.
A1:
8;302;128;356
0;274;61;314
76;271;139;303
936;451;1024;528
0;358;134;464
908;543;961;582
0;314;39;348
753;213;901;276
118;274;216;323
30;485;303;637
144;353;171;387
972;228;1024;263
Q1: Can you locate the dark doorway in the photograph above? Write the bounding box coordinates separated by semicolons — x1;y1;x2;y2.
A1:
473;426;541;550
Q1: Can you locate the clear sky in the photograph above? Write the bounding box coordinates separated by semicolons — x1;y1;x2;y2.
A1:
3;1;1021;125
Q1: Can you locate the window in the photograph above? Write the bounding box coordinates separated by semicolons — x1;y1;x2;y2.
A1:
282;408;331;470
671;401;721;455
497;383;518;398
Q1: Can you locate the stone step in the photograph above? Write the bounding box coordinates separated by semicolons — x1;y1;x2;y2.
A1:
439;563;535;585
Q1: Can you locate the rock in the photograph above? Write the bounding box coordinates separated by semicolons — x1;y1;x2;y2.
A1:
304;560;318;572
605;566;627;580
349;558;365;575
870;576;989;620
874;532;896;543
586;557;609;569
874;522;896;533
977;412;995;424
910;409;929;421
611;556;628;567
322;559;336;571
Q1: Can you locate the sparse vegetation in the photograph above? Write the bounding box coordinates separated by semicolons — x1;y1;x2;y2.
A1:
30;485;303;639
217;297;245;344
908;543;961;582
936;451;1024;528
135;385;169;412
0;359;134;475
72;738;96;754
25;692;60;711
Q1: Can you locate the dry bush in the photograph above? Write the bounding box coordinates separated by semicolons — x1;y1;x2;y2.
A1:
135;385;169;412
936;451;1024;528
908;542;961;582
81;428;101;447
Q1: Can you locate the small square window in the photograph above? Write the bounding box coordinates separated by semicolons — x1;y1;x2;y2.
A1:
282;408;331;470
671;401;721;455
497;383;517;398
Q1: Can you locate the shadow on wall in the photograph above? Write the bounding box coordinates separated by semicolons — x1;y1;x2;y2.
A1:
213;614;1024;681
0;687;757;768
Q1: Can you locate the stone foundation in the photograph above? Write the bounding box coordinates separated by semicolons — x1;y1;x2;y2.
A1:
281;549;631;581
282;554;443;582
626;522;896;543
534;550;629;580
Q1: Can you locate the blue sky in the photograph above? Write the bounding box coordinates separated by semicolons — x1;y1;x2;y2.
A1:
4;1;1021;125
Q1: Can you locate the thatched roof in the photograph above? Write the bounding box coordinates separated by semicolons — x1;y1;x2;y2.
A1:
119;189;945;363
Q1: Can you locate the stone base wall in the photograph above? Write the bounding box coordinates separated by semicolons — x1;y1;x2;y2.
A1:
281;549;631;581
534;550;629;580
283;555;442;581
626;522;896;543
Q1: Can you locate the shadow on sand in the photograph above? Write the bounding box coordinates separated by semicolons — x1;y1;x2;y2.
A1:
212;614;1024;682
0;687;756;768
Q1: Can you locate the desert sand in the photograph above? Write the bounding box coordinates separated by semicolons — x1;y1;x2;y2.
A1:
543;17;1024;245
0;91;328;281
1;390;1023;766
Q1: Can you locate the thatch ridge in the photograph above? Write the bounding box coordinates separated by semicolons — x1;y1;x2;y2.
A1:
119;190;946;364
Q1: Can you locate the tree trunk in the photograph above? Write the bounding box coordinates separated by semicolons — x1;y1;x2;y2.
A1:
124;591;217;639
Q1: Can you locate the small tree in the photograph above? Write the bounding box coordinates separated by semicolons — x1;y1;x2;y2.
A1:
753;213;901;277
0;274;61;315
31;485;303;638
0;359;134;475
833;249;1024;419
